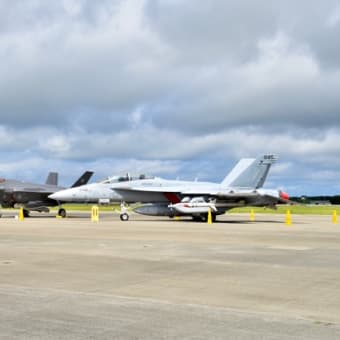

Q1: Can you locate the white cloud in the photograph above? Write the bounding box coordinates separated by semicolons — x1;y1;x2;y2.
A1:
1;1;340;195
39;135;71;156
326;5;340;27
128;106;144;128
62;0;82;17
242;32;319;89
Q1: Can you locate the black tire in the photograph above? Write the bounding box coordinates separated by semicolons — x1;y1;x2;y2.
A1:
120;213;129;221
201;214;208;222
23;209;30;218
58;208;66;218
192;216;202;222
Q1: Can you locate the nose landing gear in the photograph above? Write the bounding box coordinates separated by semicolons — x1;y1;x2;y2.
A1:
120;202;129;221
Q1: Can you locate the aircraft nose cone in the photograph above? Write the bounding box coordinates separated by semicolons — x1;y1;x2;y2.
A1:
49;192;64;200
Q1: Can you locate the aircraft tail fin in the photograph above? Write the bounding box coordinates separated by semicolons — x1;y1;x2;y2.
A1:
45;172;58;186
221;155;277;189
71;171;94;188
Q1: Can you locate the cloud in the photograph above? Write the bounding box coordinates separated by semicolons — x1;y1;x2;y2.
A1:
1;0;340;195
0;0;173;128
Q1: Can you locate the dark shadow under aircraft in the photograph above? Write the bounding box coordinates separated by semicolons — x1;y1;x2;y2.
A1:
0;171;93;218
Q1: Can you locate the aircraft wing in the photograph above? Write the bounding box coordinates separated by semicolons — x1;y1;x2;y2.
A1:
115;186;282;198
212;189;290;204
114;183;221;195
114;186;289;205
115;186;182;193
114;186;184;204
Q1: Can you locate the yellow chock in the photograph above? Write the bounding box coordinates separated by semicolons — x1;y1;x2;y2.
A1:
250;209;255;222
19;207;24;221
91;205;99;222
175;216;180;220
285;209;292;226
332;210;338;224
207;208;212;224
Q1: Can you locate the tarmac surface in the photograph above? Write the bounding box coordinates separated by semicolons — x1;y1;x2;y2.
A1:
1;210;340;339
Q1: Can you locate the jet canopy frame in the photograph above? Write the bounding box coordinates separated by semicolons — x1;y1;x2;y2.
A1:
100;174;155;184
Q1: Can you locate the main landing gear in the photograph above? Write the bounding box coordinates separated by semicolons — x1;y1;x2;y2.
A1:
57;208;66;218
192;213;216;222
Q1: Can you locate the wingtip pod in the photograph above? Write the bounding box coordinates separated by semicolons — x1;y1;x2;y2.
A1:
279;190;289;201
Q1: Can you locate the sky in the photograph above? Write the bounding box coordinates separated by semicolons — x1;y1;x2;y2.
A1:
1;0;340;196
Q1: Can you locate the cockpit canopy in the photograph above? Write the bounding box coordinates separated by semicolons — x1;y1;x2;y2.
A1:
100;174;154;184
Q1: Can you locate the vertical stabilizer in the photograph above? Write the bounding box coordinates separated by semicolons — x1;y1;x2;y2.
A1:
71;171;94;188
221;155;277;189
45;172;58;186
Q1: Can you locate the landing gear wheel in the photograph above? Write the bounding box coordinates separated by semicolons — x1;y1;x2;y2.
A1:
120;213;129;221
58;208;66;218
201;214;208;222
23;209;30;218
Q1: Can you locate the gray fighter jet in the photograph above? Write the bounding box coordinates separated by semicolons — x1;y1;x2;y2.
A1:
49;155;289;222
0;171;93;217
